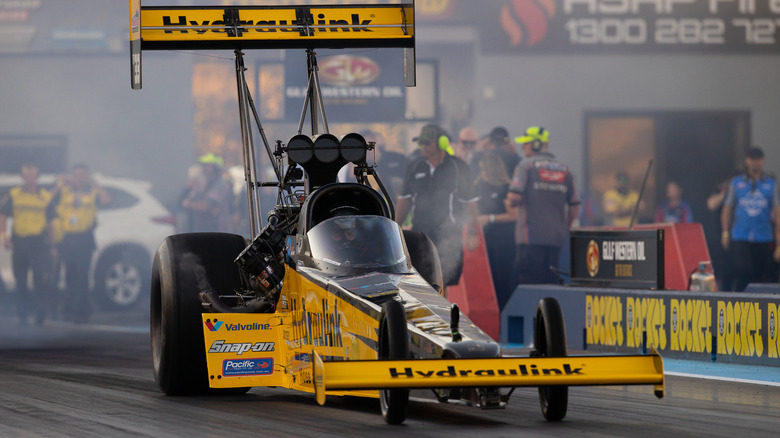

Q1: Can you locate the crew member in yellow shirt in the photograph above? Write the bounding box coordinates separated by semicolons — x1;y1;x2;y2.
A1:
602;171;640;227
51;164;111;323
0;163;55;324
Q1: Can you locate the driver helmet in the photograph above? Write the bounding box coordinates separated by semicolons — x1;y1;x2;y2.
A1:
329;213;362;250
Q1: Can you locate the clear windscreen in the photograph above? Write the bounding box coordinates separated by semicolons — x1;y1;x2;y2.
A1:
307;215;411;274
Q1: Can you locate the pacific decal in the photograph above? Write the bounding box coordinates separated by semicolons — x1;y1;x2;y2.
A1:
222;358;274;376
717;300;763;358
669;299;712;353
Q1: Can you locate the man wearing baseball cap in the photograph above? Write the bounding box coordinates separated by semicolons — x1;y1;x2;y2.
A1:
721;146;780;291
397;123;479;296
506;126;579;292
181;153;232;232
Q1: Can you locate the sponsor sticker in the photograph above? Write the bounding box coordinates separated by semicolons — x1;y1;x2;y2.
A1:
209;340;276;354
222;358;274;376
204;320;270;331
586;240;599;277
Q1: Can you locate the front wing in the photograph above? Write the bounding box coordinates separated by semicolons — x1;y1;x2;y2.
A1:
313;350;664;405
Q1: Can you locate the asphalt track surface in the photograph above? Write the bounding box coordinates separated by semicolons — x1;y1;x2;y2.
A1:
1;312;779;438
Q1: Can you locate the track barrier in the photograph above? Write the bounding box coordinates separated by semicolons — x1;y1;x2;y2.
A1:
502;284;780;367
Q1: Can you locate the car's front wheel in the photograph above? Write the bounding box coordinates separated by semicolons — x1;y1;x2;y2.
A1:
378;299;410;424
534;297;568;421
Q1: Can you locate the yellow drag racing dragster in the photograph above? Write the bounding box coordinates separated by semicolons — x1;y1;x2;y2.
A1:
130;0;664;424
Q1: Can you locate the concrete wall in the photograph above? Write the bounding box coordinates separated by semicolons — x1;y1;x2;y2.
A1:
503;284;780;367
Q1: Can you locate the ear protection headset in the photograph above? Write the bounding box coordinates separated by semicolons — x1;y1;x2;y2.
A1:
438;135;454;155
438;135;449;151
531;127;546;152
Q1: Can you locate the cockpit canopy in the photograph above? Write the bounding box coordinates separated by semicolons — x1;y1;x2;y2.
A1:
306;215;411;276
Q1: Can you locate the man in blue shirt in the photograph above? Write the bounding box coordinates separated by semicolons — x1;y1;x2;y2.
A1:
721;147;780;291
654;181;693;223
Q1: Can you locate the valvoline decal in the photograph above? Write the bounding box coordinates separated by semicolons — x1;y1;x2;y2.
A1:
205;320;270;331
223;358;274;376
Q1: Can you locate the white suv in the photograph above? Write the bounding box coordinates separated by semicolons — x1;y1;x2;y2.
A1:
0;173;176;312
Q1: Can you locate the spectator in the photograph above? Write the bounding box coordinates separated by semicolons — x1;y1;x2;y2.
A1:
721;147;780;291
396;124;479;297
475;152;517;311
507;126;579;286
706;179;734;291
471;126;521;179
175;164;207;232
603;171;640;227
51;164;111;323
577;192;601;226
454;127;480;175
368;130;408;201
0;163;56;324
181;153;233;232
654;181;694;223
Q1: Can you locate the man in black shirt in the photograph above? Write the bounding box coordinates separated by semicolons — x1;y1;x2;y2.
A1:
396;124;479;295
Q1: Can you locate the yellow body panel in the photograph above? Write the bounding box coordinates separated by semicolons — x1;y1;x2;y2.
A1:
203;268;381;396
204;267;665;402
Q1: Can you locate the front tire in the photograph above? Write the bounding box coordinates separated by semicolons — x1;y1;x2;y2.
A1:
378;299;410;424
151;232;248;395
534;297;568;421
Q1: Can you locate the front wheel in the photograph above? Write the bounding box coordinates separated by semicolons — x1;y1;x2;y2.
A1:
151;232;249;395
378;299;410;424
534;297;568;421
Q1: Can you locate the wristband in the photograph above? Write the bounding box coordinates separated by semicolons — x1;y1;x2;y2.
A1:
489;214;495;223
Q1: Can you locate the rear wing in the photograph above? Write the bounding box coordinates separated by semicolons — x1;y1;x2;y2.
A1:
128;0;416;89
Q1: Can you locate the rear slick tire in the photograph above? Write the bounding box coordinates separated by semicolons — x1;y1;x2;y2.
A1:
150;232;249;395
378;299;410;424
535;297;569;421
